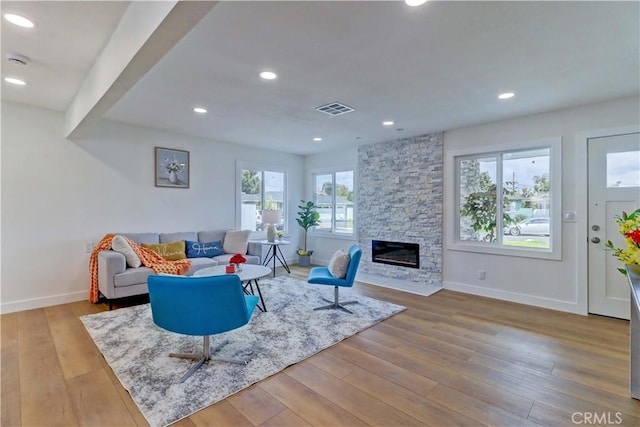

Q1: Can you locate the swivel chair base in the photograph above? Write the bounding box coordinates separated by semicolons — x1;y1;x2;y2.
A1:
313;286;359;314
170;336;248;383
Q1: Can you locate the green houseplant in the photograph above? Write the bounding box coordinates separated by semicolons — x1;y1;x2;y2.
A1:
296;200;320;266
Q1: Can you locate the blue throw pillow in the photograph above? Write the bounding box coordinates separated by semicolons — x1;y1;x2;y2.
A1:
185;240;224;258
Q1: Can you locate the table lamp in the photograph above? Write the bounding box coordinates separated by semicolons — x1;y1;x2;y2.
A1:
262;209;281;242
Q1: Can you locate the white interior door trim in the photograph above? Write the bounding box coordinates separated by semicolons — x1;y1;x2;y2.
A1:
576;125;640;316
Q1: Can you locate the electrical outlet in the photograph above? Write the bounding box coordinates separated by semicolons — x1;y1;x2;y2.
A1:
478;270;486;280
85;243;94;253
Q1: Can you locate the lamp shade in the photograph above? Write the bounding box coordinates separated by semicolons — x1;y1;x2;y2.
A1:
262;209;281;225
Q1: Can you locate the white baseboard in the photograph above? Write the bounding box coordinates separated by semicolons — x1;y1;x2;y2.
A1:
356;272;442;297
443;280;581;314
1;290;87;314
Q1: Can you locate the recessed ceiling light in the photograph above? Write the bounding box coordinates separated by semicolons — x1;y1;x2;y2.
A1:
193;107;207;114
405;0;428;6
383;121;395;126
4;13;34;28
4;77;26;86
498;92;515;99
260;71;277;80
313;137;322;142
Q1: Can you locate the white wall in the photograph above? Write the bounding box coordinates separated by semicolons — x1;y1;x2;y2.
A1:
1;102;304;313
443;96;640;314
303;148;358;265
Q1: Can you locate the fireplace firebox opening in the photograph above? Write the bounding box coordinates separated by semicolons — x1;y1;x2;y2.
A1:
372;240;419;269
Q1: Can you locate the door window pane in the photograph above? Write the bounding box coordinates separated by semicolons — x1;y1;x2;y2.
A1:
607;151;640;188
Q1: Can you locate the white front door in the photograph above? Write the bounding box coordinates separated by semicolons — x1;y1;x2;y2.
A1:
588;132;640;319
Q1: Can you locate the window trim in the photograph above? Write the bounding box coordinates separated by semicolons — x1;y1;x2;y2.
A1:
309;168;356;238
446;137;562;260
236;161;288;238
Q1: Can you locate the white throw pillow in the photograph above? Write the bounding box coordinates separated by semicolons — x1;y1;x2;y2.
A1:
223;230;251;255
328;249;351;279
112;235;142;268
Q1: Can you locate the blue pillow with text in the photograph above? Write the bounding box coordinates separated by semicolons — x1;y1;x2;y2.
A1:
185;240;224;258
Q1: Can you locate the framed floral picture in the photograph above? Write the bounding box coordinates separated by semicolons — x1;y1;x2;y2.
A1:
155;147;189;188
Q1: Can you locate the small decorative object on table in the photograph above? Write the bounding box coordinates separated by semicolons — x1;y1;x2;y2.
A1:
230;253;246;272
276;230;285;241
225;264;235;274
606;208;640;275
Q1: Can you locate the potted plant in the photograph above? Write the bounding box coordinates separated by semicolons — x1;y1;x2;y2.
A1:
296;200;320;267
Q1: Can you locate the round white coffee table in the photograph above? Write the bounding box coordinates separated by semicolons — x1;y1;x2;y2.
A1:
193;264;271;312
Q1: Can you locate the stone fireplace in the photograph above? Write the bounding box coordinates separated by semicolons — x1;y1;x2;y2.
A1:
357;132;443;293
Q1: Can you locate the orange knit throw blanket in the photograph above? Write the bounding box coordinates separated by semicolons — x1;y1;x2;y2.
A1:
89;234;191;303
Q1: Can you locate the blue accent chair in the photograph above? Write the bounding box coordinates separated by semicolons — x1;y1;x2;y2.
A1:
307;244;362;314
147;274;259;383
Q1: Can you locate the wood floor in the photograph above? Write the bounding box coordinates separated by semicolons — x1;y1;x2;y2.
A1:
2;266;639;426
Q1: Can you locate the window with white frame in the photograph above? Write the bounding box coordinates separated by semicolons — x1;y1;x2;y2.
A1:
450;138;561;259
239;168;286;232
312;170;355;235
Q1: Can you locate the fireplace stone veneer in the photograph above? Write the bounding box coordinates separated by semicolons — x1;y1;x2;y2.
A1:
357;132;443;288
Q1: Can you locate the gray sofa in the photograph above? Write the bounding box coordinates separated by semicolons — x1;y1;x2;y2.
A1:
97;230;262;307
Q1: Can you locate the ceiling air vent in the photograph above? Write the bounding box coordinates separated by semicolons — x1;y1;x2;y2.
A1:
315;102;355;116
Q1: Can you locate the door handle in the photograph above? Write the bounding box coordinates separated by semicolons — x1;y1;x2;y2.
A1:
591;237;601;244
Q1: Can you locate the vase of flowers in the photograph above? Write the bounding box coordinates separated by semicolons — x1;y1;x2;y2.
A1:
229;253;246;272
162;156;185;184
605;208;640;275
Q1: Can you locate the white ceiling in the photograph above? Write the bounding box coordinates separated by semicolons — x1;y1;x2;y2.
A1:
2;1;639;155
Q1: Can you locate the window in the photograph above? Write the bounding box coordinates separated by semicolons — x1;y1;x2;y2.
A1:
312;170;355;235
239;168;285;232
607;151;640;188
450;138;561;259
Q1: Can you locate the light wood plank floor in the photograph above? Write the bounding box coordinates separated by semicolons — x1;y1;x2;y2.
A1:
2;265;639;426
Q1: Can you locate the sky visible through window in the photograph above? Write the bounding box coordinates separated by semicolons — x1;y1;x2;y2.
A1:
480;152;549;191
607;151;640;187
315;171;353;191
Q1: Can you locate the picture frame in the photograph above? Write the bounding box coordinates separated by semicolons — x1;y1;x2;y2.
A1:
155;147;190;188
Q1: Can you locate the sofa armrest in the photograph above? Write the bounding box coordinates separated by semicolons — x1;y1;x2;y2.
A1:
98;250;126;299
247;242;263;263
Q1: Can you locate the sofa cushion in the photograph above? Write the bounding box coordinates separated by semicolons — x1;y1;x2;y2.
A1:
328;249;350;279
185;240;224;258
198;230;227;244
111;235;141;268
120;233;159;245
141;241;186;261
114;267;155;287
160;232;198;243
223;230;251;254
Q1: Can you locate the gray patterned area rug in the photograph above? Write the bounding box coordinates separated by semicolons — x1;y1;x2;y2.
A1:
80;275;406;427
